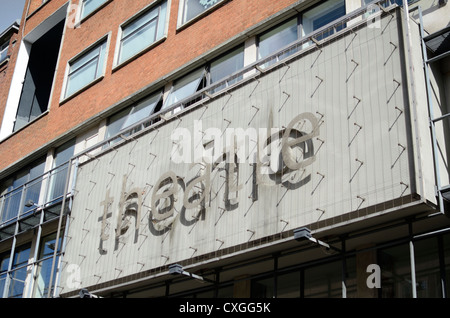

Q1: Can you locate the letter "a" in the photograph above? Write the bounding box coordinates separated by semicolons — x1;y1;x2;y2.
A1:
366;264;381;289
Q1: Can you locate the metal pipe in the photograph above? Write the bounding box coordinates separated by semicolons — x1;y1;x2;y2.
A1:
46;158;73;298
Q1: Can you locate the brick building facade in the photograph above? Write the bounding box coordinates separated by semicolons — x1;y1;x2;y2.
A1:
1;0;450;299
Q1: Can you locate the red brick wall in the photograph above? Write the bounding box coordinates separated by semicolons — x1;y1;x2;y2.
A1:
0;0;298;171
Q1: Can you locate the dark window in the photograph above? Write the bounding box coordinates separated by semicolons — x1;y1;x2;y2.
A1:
14;19;65;132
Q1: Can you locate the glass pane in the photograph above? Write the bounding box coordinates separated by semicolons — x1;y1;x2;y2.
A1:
105;107;130;140
122;93;161;129
3;170;28;221
0;46;8;63
32;233;62;298
304;261;343;298
414;238;441;298
2;189;23;222
251;276;274;298
32;258;58;298
82;0;108;19
163;68;205;109
69;45;100;74
183;0;222;24
157;1;168;39
47;140;75;204
120;20;157;63
8;267;27;298
66;41;106;97
28;158;45;181
0;273;6;298
122;8;159;38
0;253;9;298
13;245;31;268
8;244;31;298
54;140;75;168
210;46;244;91
119;2;167;64
258;18;298;60
96;42;107;78
379;244;412;298
22;178;43;214
302;0;346;40
66;58;98;97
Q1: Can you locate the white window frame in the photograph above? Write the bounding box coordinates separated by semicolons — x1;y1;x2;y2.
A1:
79;0;112;22
0;42;9;63
177;0;226;28
60;33;111;103
113;0;170;69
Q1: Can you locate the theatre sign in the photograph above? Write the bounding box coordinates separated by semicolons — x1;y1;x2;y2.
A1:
60;14;431;294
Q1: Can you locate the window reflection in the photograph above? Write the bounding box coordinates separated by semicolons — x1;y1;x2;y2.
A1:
32;233;62;298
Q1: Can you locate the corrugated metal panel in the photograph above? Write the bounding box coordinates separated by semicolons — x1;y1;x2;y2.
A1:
60;11;416;293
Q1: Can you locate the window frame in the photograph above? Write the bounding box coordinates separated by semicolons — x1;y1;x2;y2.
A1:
79;0;112;22
113;0;169;69
61;33;111;103
104;90;164;145
256;0;347;65
177;0;227;29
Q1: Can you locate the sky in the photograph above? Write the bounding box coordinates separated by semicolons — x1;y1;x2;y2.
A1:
0;0;27;33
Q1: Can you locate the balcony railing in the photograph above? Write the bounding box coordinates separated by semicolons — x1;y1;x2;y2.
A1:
0;161;73;227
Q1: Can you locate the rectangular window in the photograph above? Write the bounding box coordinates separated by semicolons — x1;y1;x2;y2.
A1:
47;140;75;205
0;42;9;64
81;0;109;20
14;19;65;132
163;68;207;110
301;0;346;41
0;252;10;297
161;45;244;110
0;158;46;223
258;18;299;61
105;91;163;145
257;0;346;67
210;45;244;92
32;233;62;298
179;0;224;26
64;38;108;99
117;1;168;65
